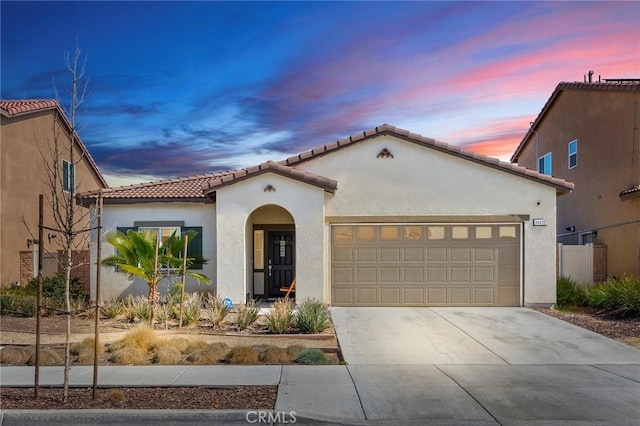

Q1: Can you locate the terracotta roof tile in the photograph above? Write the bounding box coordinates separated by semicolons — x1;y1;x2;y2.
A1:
0;100;60;116
202;160;337;195
511;80;640;162
79;123;573;204
1;99;108;189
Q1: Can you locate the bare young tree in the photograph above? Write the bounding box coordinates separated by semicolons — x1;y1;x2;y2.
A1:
26;43;95;402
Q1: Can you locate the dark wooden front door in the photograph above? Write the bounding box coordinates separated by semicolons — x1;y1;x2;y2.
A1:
267;231;295;297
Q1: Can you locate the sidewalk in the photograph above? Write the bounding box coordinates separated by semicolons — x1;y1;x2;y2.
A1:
2;364;639;425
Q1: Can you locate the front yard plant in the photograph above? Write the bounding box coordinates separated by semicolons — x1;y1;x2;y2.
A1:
296;298;331;334
556;275;640;318
235;299;260;330
265;298;295;333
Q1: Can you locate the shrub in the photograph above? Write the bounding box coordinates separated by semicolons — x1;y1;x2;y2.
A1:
295;348;328;365
586;275;640;318
187;342;230;364
180;293;203;326
109;346;147;365
203;293;230;329
286;344;306;359
258;346;289;364
227;346;259;364
296;298;331;334
71;337;104;364
26;274;85;305
165;337;191;354
122;296;152;323
26;348;62;366
236;300;260;331
152;346;183;365
556;276;588;307
0;346;30;365
111;325;158;353
101;300;125;319
0;288;37;317
265;298;295;334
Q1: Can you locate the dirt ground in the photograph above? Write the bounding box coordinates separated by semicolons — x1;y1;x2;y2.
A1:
1;307;638;410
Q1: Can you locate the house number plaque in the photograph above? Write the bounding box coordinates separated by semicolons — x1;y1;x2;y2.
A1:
533;218;547;226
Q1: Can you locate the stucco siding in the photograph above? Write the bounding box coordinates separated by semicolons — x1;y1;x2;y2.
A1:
215;173;325;304
298;135;559;305
92;203;216;301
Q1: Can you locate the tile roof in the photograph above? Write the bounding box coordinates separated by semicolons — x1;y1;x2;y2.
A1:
0;100;60;116
202;160;338;195
511;81;640;162
78;173;230;204
1;99;109;188
78;124;573;204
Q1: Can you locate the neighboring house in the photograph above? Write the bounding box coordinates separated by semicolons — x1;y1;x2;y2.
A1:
511;80;640;278
78;124;573;307
1;100;109;291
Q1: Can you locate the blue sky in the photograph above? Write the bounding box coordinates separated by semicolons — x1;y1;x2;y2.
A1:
2;1;638;186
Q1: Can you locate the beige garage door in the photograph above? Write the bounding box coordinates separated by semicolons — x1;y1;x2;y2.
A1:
331;224;520;306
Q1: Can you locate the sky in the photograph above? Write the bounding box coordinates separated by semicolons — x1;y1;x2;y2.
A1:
2;1;638;187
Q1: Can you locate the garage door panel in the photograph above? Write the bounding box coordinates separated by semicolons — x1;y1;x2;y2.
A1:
332;224;520;307
474;266;495;283
356;248;377;261
333;247;353;262
426;288;447;304
380;267;400;283
403;267;423;283
333;267;354;284
355;288;377;304
427;266;447;283
450;247;471;261
450;267;471;283
380;288;400;304
427;247;447;261
474;248;495;262
333;288;354;304
450;288;471;304
474;288;495;304
403;288;424;304
403;247;424;262
356;267;377;283
380;248;400;262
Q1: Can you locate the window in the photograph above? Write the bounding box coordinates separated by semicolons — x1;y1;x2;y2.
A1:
403;226;422;240
475;226;492;239
139;226;181;246
538;152;552;175
333;226;353;241
568;140;577;169
357;226;375;241
380;226;399;240
116;225;204;269
451;226;468;239
62;160;75;193
254;230;264;269
499;226;517;239
427;226;445;240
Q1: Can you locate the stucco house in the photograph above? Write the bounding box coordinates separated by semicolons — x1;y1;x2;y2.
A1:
1;100;108;290
79;125;573;307
511;79;640;277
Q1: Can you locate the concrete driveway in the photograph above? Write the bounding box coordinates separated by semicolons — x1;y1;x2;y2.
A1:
331;307;640;364
307;307;640;424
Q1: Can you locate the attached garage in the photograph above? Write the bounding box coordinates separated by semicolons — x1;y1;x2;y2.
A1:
331;223;521;306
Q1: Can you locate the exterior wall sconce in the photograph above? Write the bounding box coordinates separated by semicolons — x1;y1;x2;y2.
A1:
264;185;276;192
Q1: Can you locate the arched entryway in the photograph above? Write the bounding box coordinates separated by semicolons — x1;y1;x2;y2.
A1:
247;205;296;299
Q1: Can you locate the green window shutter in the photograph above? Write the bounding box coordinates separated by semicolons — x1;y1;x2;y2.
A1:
182;226;203;270
62;160;69;191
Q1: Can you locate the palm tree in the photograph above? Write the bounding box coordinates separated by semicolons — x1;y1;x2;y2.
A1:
102;229;210;324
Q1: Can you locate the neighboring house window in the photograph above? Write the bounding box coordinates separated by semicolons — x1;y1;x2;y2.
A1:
62;160;75;192
568;140;578;169
116;226;203;270
538;152;552;175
